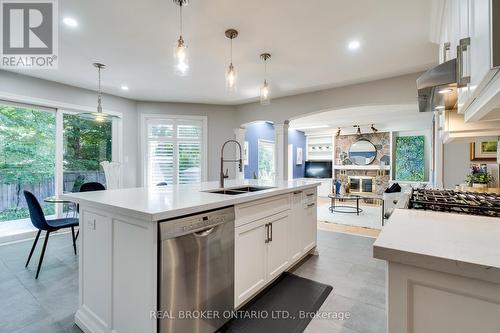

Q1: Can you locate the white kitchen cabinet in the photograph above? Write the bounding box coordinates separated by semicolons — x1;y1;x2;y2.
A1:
234;189;318;308
457;0;471;113
467;0;497;103
266;211;291;281
234;218;268;307
302;199;317;253
234;211;291;307
289;191;304;262
440;0;500;119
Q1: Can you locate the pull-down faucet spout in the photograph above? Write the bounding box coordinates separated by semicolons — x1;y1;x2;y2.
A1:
220;140;243;188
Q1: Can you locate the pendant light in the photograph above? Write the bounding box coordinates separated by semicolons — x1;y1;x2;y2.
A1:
260;53;271;105
78;63;118;122
173;0;189;76
225;29;238;91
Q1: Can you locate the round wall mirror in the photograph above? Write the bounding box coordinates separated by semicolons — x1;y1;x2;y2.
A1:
348;139;377;165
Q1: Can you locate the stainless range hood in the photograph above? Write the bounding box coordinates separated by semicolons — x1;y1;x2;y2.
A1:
417;58;458;112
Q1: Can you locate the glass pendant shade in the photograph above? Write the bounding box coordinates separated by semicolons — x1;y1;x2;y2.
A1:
259;53;272;105
78;63;119;122
224;29;238;92
173;1;189;76
226;63;237;91
174;36;189;76
260;80;270;105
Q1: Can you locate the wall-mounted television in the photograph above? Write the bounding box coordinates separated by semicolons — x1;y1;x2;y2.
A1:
305;161;332;178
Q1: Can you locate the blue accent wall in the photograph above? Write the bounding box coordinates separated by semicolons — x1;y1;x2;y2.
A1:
244;122;275;179
288;129;306;178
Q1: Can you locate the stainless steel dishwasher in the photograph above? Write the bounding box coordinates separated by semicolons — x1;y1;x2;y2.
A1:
158;206;234;333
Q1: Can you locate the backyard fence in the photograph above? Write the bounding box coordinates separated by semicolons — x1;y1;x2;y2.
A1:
0;171;105;211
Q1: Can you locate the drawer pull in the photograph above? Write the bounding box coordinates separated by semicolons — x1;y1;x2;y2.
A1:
269;222;272;242
307;203;315;208
306;193;314;197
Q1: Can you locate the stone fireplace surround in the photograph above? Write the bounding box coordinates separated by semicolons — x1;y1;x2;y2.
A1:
335;132;391;195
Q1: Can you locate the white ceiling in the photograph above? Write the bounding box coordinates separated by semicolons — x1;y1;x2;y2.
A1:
6;0;438;105
290;105;434;134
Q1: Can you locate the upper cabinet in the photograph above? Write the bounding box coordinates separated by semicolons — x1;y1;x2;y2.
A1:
438;0;500;121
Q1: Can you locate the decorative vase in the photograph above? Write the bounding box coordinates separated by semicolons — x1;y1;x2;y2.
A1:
100;161;121;189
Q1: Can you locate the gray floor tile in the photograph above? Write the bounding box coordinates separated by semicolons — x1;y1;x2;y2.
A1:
0;229;386;333
322;294;387;333
10;317;64;333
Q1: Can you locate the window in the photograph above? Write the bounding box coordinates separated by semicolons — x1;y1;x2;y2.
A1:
63;113;113;193
0;103;56;223
0;101;121;241
145;117;206;186
258;139;275;180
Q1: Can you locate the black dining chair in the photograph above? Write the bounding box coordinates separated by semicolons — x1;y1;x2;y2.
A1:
79;182;106;192
24;191;79;279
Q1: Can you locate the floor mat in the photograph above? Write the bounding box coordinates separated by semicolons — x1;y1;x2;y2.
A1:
218;272;333;333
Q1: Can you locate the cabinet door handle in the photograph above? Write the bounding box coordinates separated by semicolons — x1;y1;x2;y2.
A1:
306;193;314;197
443;42;450;62
265;223;269;243
457;37;471;87
269;222;272;242
293;191;302;195
307;203;315;208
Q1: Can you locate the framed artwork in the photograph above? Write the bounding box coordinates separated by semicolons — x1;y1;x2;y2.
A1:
395;136;425;181
470;140;497;161
296;147;303;165
244;141;249;166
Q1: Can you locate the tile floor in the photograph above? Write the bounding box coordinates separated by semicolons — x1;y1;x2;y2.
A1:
0;229;386;333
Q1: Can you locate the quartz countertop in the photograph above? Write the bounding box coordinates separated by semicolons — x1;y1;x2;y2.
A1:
373;209;500;283
62;179;320;222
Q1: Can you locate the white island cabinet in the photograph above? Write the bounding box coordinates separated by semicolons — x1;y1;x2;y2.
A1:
62;179;319;333
374;209;500;333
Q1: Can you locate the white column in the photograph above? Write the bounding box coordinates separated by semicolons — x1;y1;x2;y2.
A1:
274;121;289;181
233;128;246;180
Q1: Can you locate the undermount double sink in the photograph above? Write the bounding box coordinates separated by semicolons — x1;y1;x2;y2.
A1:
205;186;275;195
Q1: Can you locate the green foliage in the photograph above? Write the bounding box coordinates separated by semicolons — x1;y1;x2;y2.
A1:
395;136;425;182
0;106;55;186
63;114;112;171
466;172;495;185
0;106;112;222
258;141;275;179
0;204;55;222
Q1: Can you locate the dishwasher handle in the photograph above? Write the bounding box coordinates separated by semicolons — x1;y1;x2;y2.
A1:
194;227;216;237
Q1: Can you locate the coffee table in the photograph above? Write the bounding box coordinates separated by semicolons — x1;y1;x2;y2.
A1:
328;194;363;215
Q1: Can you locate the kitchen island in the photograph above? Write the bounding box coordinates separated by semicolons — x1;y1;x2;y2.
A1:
62;179;320;333
374;209;500;333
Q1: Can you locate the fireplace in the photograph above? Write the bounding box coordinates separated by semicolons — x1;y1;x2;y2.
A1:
348;176;373;193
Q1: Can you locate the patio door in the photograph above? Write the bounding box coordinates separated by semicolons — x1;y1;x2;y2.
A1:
0;102;121;241
0;102;56;230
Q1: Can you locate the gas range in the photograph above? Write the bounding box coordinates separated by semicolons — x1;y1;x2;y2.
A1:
408;189;500;218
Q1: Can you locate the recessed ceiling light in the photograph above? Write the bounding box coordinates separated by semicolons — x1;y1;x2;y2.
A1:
63;17;78;28
348;40;360;51
438;88;453;94
121;85;129;91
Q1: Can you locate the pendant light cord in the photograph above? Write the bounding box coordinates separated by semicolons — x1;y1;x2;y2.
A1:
230;38;233;65
97;65;102;110
179;4;183;36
